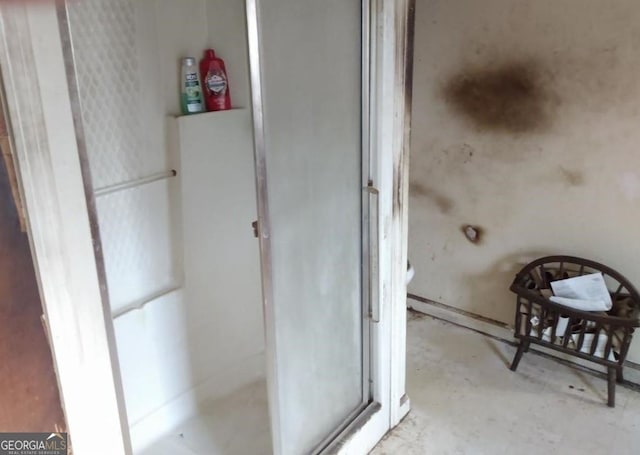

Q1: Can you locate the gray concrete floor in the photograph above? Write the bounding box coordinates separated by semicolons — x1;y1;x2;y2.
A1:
372;311;640;454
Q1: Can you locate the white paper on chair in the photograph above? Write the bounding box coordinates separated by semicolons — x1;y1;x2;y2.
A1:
549;272;612;311
549;296;608;311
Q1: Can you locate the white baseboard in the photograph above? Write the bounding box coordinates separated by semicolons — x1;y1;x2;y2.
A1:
407;296;640;386
129;351;265;453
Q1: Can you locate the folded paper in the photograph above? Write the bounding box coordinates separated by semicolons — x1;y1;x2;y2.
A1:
550;273;612;311
549;296;609;311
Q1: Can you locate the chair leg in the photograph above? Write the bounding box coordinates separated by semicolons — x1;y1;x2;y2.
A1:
510;340;528;372
608;367;616;408
616;367;624;384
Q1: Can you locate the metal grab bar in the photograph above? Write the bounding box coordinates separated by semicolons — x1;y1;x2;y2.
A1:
94;169;177;197
366;182;380;323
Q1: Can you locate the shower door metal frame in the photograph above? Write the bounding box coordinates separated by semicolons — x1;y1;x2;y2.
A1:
247;0;414;453
247;0;372;451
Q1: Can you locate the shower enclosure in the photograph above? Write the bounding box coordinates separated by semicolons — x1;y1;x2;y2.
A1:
0;0;413;453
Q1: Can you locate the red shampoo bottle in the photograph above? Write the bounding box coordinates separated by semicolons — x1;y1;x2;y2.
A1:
200;49;232;111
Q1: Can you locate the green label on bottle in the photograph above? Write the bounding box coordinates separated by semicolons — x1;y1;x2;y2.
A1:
184;73;203;113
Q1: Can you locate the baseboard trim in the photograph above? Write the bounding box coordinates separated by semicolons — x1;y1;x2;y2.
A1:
407;293;511;329
407;295;640;389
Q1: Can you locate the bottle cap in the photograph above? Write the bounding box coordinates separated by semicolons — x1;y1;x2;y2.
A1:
182;57;196;65
205;49;216;59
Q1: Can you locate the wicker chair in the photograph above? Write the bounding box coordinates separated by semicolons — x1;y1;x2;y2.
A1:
509;256;640;407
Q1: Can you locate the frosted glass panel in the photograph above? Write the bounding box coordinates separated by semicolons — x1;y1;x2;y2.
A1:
258;0;365;453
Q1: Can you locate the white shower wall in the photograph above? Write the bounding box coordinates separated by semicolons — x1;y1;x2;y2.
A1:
64;0;264;450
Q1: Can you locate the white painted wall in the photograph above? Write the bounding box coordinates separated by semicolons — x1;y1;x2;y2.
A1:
63;0;263;450
409;0;640;362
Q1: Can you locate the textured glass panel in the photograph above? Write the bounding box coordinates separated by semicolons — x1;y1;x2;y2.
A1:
96;180;179;314
259;1;364;453
64;0;179;309
66;0;158;188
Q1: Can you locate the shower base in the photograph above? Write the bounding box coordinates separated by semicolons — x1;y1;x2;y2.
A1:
137;380;271;455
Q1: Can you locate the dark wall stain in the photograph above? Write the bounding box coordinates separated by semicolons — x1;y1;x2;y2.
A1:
559;166;585;187
410;181;454;214
461;224;484;245
443;62;555;134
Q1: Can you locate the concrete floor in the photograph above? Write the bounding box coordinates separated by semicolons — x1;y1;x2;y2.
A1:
372;311;640;455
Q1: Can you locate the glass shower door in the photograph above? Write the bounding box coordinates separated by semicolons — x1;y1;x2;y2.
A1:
247;0;370;453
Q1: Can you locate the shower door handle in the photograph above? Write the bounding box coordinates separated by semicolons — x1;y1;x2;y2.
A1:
366;182;380;323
